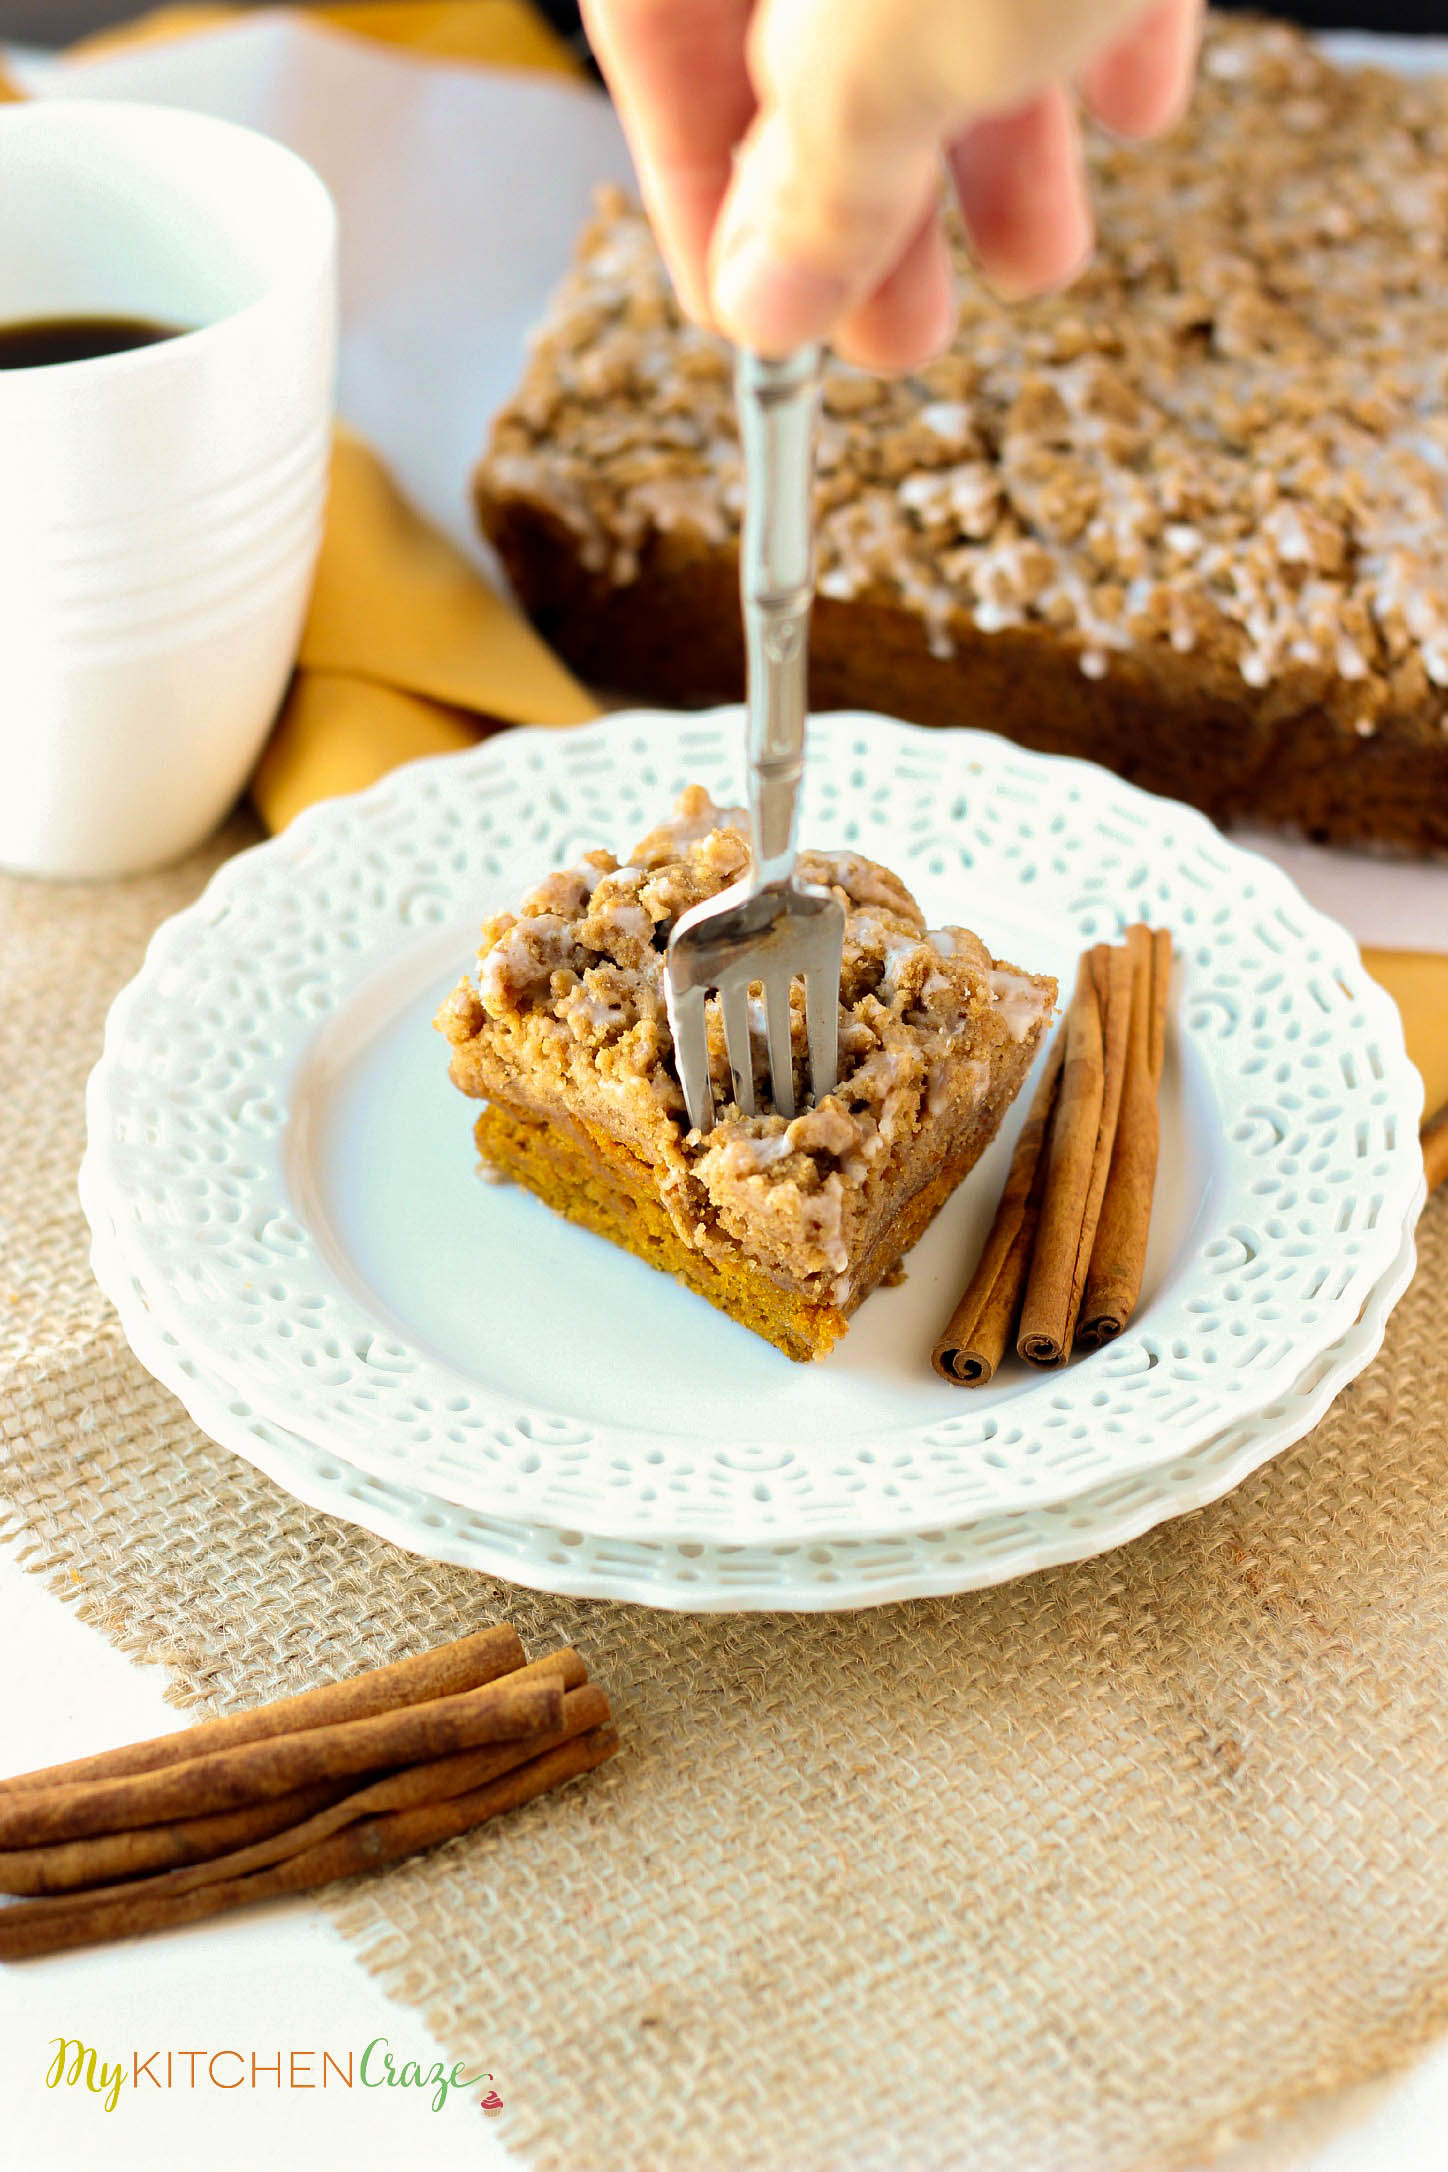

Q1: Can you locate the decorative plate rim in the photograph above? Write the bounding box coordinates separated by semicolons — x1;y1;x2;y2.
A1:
87;1194;1423;1612
80;709;1426;1544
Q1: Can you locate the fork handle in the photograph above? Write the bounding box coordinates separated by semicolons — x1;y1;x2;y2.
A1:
735;345;822;893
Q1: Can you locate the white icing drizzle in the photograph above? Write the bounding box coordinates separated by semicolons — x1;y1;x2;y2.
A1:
988;968;1049;1043
485;22;1448;724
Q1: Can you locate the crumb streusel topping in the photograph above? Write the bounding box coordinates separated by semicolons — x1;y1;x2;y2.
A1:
480;19;1448;740
437;789;1054;1290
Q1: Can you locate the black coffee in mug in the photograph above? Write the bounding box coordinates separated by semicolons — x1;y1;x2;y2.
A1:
0;315;184;369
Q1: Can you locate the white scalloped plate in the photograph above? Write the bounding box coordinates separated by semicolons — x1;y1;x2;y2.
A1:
80;711;1424;1545
87;1200;1421;1610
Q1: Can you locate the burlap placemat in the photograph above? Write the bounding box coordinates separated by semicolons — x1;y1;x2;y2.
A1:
3;831;1447;2172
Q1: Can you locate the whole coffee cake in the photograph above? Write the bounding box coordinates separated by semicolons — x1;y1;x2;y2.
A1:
475;18;1448;854
435;790;1055;1360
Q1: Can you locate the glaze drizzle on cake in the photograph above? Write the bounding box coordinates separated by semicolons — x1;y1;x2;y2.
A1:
482;21;1448;742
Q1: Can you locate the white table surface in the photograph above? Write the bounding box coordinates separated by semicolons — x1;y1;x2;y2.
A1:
5;1542;1448;2172
3;18;1447;2168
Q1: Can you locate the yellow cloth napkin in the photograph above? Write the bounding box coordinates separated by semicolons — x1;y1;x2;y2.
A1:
252;429;597;828
69;2;581;74
1363;950;1448;1126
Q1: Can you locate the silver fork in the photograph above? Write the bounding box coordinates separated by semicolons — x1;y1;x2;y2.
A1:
663;345;845;1136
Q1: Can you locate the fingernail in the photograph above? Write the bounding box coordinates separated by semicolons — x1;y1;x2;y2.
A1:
712;239;850;352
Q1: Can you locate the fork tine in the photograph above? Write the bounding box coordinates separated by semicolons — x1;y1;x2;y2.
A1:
666;980;714;1136
763;975;796;1121
720;979;755;1115
804;961;839;1105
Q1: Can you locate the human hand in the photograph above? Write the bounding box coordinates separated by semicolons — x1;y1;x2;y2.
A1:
581;0;1201;370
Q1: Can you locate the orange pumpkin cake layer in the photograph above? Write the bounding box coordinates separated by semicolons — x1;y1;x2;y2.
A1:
435;790;1055;1360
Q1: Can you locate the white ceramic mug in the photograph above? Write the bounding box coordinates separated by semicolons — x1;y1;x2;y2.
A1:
0;100;338;878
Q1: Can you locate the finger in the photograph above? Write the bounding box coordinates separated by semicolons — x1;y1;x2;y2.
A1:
581;0;755;321
710;100;942;354
947;86;1093;300
1079;0;1202;138
833;202;957;374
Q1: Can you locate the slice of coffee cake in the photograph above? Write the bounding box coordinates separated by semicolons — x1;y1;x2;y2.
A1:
436;789;1055;1360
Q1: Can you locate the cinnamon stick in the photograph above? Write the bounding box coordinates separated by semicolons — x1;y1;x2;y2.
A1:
1423;1103;1448;1196
503;1647;588;1694
0;1726;620;1963
0;1673;563;1850
1059;941;1136;1349
1017;955;1106;1366
1149;924;1171;1083
0;1779;353;1897
932;1034;1064;1384
10;1684;612;1913
0;1656;590;1897
1079;925;1171;1348
0;1622;526;1798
